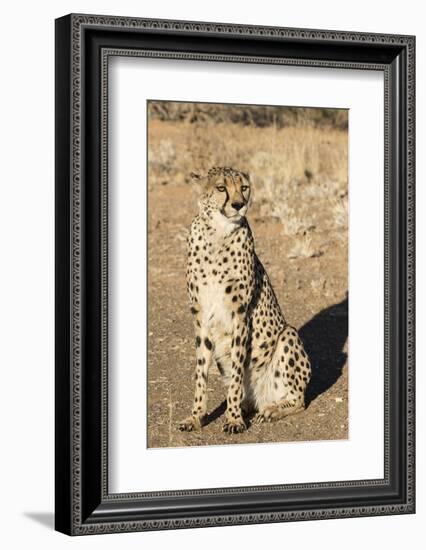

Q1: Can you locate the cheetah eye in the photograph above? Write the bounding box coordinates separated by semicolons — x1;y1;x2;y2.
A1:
216;186;226;192
241;186;249;192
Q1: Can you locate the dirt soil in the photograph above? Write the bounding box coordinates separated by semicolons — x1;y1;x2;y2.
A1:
147;183;348;448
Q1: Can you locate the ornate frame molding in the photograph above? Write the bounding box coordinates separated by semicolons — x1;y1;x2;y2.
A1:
55;14;415;535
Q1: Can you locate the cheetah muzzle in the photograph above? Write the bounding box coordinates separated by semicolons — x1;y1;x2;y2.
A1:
178;166;311;434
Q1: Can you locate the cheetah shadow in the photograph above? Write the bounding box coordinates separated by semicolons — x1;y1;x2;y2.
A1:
202;295;348;426
300;295;348;407
203;400;227;426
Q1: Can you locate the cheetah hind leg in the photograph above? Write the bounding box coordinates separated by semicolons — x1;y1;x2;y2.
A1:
253;396;305;424
253;325;310;424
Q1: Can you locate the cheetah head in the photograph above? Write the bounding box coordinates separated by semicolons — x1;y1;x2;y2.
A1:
191;166;251;222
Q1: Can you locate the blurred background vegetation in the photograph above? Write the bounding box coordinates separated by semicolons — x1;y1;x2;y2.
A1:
148;101;348;130
148;100;348;260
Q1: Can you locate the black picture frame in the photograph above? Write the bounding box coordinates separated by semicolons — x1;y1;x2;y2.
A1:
55;13;415;535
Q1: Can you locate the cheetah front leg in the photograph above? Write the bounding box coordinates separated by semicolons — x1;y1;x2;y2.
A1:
223;310;248;434
178;310;213;432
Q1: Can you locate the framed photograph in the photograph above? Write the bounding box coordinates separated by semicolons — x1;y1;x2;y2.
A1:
55;14;415;535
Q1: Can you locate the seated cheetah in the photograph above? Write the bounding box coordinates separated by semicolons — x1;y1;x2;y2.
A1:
178;166;311;434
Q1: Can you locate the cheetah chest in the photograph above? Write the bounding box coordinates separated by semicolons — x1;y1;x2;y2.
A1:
198;279;233;335
198;278;234;381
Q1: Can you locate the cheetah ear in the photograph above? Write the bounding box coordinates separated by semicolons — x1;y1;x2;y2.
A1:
190;172;207;184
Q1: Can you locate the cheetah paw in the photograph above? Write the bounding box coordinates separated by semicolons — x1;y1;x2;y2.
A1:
253;412;267;424
253;403;303;424
253;407;277;424
178;416;202;432
222;417;246;434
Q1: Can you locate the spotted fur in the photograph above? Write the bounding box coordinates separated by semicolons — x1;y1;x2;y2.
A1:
178;167;311;434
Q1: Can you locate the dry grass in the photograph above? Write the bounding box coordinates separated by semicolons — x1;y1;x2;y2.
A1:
288;235;323;259
148;116;348;254
331;196;349;229
148;121;347;189
271;203;315;236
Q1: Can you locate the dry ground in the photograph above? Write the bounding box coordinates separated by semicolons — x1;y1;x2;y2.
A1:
147;116;348;448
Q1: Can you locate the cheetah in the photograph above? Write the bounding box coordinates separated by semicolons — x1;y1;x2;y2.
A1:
178;166;311;434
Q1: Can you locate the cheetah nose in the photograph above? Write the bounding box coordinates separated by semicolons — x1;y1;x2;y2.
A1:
231;202;244;211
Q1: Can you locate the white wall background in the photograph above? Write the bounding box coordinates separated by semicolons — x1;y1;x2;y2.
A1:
0;0;422;548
